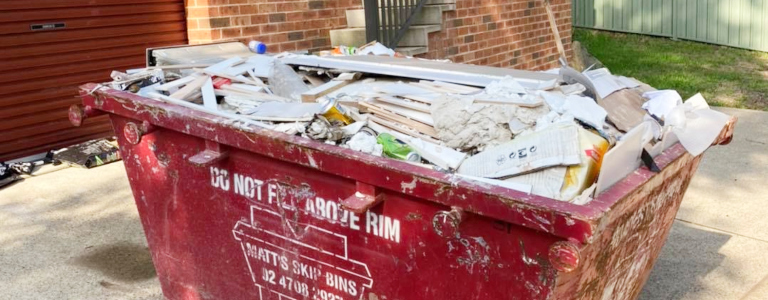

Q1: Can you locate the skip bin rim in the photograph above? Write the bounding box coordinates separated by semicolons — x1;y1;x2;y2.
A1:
78;83;702;244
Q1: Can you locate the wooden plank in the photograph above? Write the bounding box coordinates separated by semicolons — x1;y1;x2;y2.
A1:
197;68;266;86
371;101;435;126
360;102;438;138
368;117;442;144
155;76;199;92
301;80;353;103
373;95;431;113
170;76;208;100
402;94;437;104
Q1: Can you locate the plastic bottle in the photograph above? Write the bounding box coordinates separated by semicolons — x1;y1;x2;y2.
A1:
248;41;267;54
376;133;421;162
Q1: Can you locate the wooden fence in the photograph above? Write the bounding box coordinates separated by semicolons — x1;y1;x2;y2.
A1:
572;0;768;52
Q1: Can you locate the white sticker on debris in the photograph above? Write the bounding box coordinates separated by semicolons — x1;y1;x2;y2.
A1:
457;124;582;178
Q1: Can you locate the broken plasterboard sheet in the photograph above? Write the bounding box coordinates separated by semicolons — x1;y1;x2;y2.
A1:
596;121;652;194
560;95;607;129
430;96;513;151
584;68;627;99
484;76;527;95
559;66;598;99
430;95;550;151
598;88;647;132
280;55;558;89
642;90;683;120
667;93;731;156
242;102;322;121
457;124;582;178
405;138;466;170
504;166;567;200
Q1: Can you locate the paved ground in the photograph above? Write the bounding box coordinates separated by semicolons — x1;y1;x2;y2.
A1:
0;107;765;300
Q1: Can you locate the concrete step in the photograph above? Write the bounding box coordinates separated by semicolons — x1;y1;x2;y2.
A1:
345;5;454;28
396;46;428;56
330;25;440;47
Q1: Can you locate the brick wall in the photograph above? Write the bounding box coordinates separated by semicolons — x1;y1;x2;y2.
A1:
421;0;572;71
185;0;571;71
186;0;361;52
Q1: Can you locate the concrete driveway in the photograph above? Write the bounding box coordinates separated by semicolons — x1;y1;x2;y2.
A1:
0;107;765;300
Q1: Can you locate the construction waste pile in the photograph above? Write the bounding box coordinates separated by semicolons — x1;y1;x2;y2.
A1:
103;42;733;205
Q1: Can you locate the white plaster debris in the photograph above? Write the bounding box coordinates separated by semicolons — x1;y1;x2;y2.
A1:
430;95;513;151
346;132;383;156
431;94;550;151
484;75;527;95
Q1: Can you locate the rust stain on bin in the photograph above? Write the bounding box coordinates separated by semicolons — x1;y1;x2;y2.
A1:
77;84;732;300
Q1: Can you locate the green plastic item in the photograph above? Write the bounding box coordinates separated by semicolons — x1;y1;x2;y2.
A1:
376;133;421;162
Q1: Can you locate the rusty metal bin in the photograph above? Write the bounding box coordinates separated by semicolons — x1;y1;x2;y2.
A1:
74;83;735;300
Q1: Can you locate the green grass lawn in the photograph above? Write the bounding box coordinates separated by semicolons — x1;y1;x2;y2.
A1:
574;29;768;111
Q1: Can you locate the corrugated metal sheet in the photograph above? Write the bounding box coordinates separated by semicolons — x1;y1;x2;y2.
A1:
572;0;768;52
0;0;188;161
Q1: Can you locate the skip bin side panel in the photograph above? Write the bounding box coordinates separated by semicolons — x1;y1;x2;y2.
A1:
553;152;702;300
81;84;600;244
110;114;564;300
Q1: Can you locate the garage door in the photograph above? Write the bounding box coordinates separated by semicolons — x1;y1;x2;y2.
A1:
0;0;188;161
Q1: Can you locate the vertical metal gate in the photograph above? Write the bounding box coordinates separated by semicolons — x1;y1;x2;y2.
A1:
364;0;428;49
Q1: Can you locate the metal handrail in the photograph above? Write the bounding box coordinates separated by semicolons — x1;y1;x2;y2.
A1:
364;0;428;49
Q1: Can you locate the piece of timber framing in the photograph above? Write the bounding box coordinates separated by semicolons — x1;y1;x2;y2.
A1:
301;80;353;103
360;102;438;137
402;94;436;104
334;72;362;81
201;77;217;110
304;75;326;87
371;101;434;125
374;95;431;113
196;68;266;86
368;117;442;144
170;76;209;100
155;75;198;92
214;89;293;102
204;57;244;74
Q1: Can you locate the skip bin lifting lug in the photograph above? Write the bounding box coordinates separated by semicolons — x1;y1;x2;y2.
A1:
340;181;385;214
68;104;104;127
548;241;581;273
124;121;156;145
188;140;229;167
432;206;465;239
